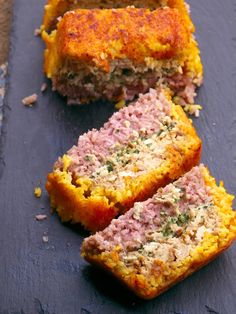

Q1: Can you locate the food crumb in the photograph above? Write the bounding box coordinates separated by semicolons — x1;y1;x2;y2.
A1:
115;99;125;110
22;93;38;106
212;122;216;126
0;87;5;98
35;214;47;221
40;83;47;92
34;28;41;36
184;104;202;117
42;235;49;243
34;187;42;198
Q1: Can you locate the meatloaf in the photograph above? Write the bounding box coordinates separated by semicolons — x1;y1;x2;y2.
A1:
81;165;236;299
46;88;201;232
42;7;203;107
41;0;194;32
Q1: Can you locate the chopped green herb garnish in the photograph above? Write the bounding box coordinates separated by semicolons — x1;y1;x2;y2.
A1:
133;149;140;154
67;71;75;80
106;161;114;172
173;198;179;204
166;122;176;131
162;224;173;237
177;213;190;226
200;215;205;221
169;217;177;224
160;211;167;217
163;68;174;74
138;245;144;253
156;130;163;137
84;155;92;161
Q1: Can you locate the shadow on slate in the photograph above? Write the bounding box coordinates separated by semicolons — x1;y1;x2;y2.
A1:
0;0;236;313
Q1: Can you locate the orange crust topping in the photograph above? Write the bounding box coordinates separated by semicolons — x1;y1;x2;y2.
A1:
41;0;194;33
56;8;191;71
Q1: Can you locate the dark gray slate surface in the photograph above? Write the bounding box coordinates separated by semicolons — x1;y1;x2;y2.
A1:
0;0;236;313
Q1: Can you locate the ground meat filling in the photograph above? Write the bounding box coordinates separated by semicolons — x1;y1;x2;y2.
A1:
83;166;220;275
53;57;196;105
55;89;183;189
87;120;177;189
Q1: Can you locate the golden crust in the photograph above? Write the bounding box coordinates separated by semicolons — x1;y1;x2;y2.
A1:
41;0;194;32
81;167;236;299
83;237;236;300
43;8;190;73
46;102;201;232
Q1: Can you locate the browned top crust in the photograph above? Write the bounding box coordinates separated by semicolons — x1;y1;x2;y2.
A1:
56;8;191;71
42;0;194;32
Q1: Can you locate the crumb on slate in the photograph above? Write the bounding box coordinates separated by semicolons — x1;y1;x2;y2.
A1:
22;93;38;106
40;83;47;92
0;87;5;98
42;235;49;243
34;28;41;36
35;214;47;221
34;187;42;198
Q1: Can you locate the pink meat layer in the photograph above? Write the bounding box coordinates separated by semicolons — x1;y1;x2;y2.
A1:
83;165;211;254
56;89;171;176
167;74;196;103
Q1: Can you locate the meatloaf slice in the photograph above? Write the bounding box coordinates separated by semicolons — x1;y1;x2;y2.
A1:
81;165;236;299
46;88;201;232
41;0;194;33
42;7;203;108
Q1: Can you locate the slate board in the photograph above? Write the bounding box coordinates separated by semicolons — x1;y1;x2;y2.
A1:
0;0;236;313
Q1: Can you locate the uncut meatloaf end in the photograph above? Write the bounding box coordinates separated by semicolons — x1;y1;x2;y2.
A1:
41;0;194;33
81;165;236;299
42;7;203;108
46;88;201;232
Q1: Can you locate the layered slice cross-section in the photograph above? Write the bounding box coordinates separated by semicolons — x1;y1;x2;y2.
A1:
46;88;201;232
82;165;236;298
42;7;203;110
